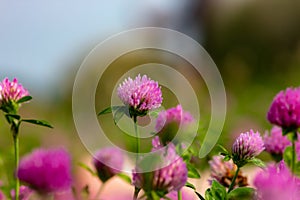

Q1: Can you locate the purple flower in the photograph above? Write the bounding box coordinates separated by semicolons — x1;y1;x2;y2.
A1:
267;87;300;130
117;74;162;117
253;161;300;200
263;126;291;156
208;155;247;188
232;130;264;166
132;143;187;196
17;148;72;194
11;186;32;200
0;78;29;112
93;147;124;183
0;190;4;200
155;105;194;144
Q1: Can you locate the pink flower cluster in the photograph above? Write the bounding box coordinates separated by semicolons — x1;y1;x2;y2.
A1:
254;161;300;200
117;74;162;113
263;126;291;155
267;87;300;129
0;78;29;105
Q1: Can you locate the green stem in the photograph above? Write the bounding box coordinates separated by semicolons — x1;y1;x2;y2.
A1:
133;116;140;163
228;167;240;193
94;182;105;199
291;139;296;174
133;187;140;200
12;126;20;200
178;190;182;200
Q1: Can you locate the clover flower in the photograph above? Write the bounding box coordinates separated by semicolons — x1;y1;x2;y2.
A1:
263;126;291;159
93;147;124;183
17;148;72;194
155;105;194;144
232;130;264;166
253;161;300;200
132;142;187;197
0;78;29;113
117;74;162;117
11;186;32;200
208;155;248;188
267;87;300;131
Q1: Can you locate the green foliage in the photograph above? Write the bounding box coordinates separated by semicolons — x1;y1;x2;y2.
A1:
205;180;227;200
78;162;97;177
16;96;32;104
117;173;132;184
227;187;255;200
283;146;293;169
21;119;53;128
248;158;265;168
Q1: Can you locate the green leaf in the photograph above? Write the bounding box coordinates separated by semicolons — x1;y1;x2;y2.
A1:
21;119;53;128
185;182;196;190
16;96;32;104
295;161;300;177
248;158;265;168
5;114;21;120
283;146;293;169
205;180;227;200
98;106;113;115
151;191;162;200
187;163;201;178
113;106;128;124
218;144;229;155
117;173;131;184
78;162;97;177
228;187;255;200
195;191;205;200
223;155;232;161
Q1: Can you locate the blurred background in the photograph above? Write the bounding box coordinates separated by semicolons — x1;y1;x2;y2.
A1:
1;0;300;197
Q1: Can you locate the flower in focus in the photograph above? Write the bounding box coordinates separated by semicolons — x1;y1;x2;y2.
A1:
93;147;124;183
117;74;162;118
11;185;32;200
132;143;187;198
208;155;248;188
232;130;264;167
267;87;300;131
253;161;300;200
263;126;291;161
0;78;30;113
155;105;194;145
17;148;72;194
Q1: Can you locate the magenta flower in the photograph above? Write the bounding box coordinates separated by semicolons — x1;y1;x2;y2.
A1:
0;78;29;112
93;147;124;183
17;148;72;194
132;143;187;197
117;74;162;117
263;126;291;157
0;190;4;200
208;155;247;188
267;87;300;131
155;105;194;144
232;130;264;166
253;161;300;200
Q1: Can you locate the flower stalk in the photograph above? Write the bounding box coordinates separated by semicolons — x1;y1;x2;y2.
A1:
227;167;240;193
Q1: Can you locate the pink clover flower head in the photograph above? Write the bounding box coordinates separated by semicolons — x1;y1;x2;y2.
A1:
132;143;187;196
0;78;29;112
17;148;72;194
11;185;33;200
232;130;264;166
117;74;162;117
267;87;300;131
253;161;300;200
93;147;124;182
263;126;291;156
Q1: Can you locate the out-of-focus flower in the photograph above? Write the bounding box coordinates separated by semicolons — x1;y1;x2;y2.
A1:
164;189;196;200
132;143;187;198
93;147;124;183
267;87;300;131
117;74;162;118
155;105;194;145
11;185;32;200
0;78;29;113
17;148;72;194
232;130;264;167
0;189;4;200
263;126;291;160
208;155;247;188
253;161;300;200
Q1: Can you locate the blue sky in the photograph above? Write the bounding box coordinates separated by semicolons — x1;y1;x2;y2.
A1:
0;0;186;100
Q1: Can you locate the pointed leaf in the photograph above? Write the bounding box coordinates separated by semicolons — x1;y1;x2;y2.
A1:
98;106;113;115
228;187;255;200
113;106;128;124
248;158;265;168
117;173;131;184
195;191;205;200
187;163;201;178
21;119;53;128
78;162;97;177
185;182;196;190
218;144;229;155
16;96;32;104
5;114;21;120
